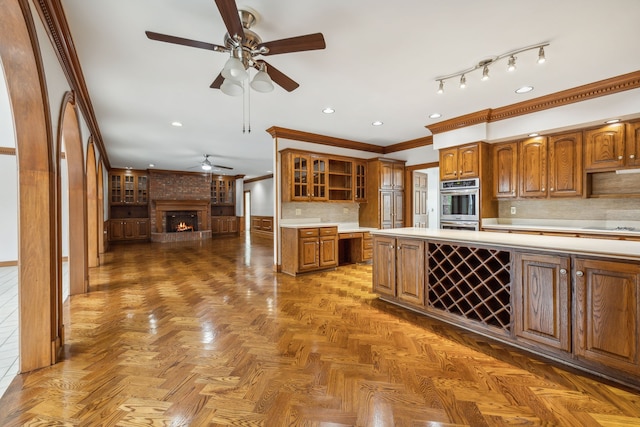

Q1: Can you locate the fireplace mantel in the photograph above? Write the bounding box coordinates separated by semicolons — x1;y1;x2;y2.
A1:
153;199;210;233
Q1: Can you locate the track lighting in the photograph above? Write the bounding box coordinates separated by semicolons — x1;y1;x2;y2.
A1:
435;42;549;94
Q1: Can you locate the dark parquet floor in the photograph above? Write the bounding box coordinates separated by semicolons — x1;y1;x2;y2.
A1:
1;233;640;426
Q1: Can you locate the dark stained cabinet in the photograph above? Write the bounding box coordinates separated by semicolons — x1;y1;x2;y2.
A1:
360;158;405;229
627;121;640;168
281;226;338;275
440;143;480;181
574;257;640;374
584;123;626;171
519;137;547;198
396;238;425;306
110;218;149;242
513;252;571;353
493;141;518;199
372;235;396;297
548;131;583;198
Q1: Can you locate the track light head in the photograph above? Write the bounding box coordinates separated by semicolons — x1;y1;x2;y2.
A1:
481;66;490;81
437;80;444;94
507;55;516;72
459;74;466;89
537;46;546;64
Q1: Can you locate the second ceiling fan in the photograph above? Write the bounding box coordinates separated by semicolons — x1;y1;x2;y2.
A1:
146;0;326;94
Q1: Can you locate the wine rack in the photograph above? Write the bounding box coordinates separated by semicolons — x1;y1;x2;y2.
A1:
427;242;511;332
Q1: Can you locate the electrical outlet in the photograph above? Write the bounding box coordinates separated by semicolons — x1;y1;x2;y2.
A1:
343;208;349;214
295;209;301;216
510;206;517;215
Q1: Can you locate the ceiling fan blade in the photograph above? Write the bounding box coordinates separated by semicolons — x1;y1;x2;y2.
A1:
145;31;225;51
213;164;234;170
258;33;326;56
215;0;244;42
256;60;299;92
210;73;225;89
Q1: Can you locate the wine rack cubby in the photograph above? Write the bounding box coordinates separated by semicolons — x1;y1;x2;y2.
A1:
427;242;512;332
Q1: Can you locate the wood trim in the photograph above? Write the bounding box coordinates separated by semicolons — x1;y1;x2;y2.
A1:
244;173;273;184
32;0;110;169
406;161;439;172
0;260;18;267
384;136;433;154
266;126;385;154
426;71;640;135
0;147;16;155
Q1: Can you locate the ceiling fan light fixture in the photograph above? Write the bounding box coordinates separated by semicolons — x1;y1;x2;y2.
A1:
222;52;248;82
250;64;274;93
201;157;213;171
221;78;243;96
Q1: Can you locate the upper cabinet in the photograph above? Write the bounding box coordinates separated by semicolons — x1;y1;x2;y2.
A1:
360;158;405;229
548;131;583;198
493;141;518;199
519;137;548;198
626;121;640;168
439;143;480;181
211;176;235;206
584;123;626;172
380;159;404;190
280;149;367;203
109;169;148;205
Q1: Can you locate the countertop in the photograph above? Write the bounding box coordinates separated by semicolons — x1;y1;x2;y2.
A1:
371;227;640;261
279;222;377;233
481;218;640;237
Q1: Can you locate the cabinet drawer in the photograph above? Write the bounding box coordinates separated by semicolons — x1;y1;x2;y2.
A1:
298;228;319;237
320;227;338;236
339;232;363;239
362;249;373;260
363;239;373;249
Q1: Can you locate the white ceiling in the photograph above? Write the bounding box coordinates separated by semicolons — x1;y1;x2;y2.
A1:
60;0;640;178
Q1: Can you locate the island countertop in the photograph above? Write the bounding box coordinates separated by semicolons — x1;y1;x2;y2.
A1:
371;227;640;261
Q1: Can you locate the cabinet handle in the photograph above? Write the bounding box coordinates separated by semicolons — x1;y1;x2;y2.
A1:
541;187;545;191
390;245;394;249
559;268;567;275
550;188;554;191
631;155;636;159
576;270;584;277
618;156;623;160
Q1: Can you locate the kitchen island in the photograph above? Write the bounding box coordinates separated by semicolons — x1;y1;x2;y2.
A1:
371;227;640;389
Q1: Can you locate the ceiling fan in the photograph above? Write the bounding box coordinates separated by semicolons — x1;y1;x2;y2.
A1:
200;154;233;171
145;0;326;93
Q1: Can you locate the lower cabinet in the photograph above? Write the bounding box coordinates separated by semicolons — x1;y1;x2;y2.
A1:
212;216;237;234
110;218;149;242
281;226;338;275
372;235;424;306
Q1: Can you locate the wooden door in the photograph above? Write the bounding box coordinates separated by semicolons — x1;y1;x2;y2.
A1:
413;172;428;227
458;144;479;178
319;235;338;268
548;132;583;198
574;257;640;373
584;123;626;171
493;142;518;199
627;122;640;168
396;238;425;306
513;252;570;352
519;137;548;198
439;147;459;181
298;236;319;271
393;191;404;229
380;190;393;229
372;236;396;296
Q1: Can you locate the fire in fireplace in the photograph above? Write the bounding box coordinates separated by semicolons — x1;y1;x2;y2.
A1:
166;211;198;232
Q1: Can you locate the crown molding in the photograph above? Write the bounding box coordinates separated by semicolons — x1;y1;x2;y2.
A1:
266;126;385;154
244;174;274;184
33;0;110;169
384;136;433;154
426;70;640;135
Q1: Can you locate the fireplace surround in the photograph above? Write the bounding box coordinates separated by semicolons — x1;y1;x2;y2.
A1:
151;200;212;242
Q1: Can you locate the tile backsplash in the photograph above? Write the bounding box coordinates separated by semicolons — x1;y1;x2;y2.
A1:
498;198;640;221
282;202;359;223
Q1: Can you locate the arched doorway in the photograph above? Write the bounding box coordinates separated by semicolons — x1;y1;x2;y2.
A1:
0;0;57;372
87;141;98;268
97;160;106;262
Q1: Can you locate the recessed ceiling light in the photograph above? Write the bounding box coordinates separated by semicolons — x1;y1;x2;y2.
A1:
322;107;335;114
605;119;621;124
528;133;539;137
515;86;534;94
267;170;273;173
171;121;183;127
149;163;155;168
372;120;383;126
429;113;442;119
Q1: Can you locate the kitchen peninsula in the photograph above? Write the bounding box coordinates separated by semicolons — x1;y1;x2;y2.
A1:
371;227;640;389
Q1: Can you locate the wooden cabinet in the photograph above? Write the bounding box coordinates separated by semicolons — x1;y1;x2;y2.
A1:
548;131;583;198
212;216;237;234
361;232;372;261
626;121;640;168
281;226;338;275
513;252;571;353
493;141;518;199
439;143;480;181
372;235;396;297
109;169;148;205
519;137;548;198
211;176;235;206
360;159;405;229
109;218;149;241
354;161;367;202
281;151;328;201
574;257;640;374
328;159;353;201
584;123;626;171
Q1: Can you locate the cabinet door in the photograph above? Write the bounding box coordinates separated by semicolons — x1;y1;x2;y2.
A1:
298;236;319;271
392;163;404;189
380;161;394;189
396;238;425;306
227;217;237;233
458;144;479;179
110;173;122;204
627;122;640;168
110;220;125;241
548;132;583;198
123;174;135;204
439;148;459;181
574;257;640;373
513;253;570;352
379;191;393;229
310;157;328;200
291;153;310;201
211;217;221;233
493;142;518;199
392;191;404;229
354;161;367;202
584;123;626;171
372;236;396;296
134;219;149;239
123;219;135;239
319;235;338;268
519;137;547;198
136;175;148;204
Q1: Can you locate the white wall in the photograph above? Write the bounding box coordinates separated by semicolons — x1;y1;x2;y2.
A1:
244;178;274;216
0;57;18;262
